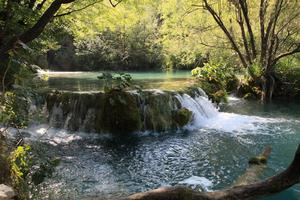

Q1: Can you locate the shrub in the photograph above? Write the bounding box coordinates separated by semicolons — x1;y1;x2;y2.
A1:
192;61;238;91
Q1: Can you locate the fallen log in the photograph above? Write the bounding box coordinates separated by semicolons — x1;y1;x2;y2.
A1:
233;146;271;186
119;144;300;200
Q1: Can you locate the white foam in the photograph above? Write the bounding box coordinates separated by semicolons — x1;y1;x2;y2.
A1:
178;176;213;191
6;124;111;146
175;93;219;126
190;112;291;134
174;90;294;135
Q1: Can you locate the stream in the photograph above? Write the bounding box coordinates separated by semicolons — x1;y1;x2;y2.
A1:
13;71;300;199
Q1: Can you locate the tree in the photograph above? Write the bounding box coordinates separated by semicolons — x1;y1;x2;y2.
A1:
0;0;75;92
0;0;123;91
197;0;300;102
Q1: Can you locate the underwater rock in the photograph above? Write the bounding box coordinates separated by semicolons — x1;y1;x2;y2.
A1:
243;93;256;100
248;155;267;165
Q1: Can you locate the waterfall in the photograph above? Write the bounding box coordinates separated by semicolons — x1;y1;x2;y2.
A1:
46;88;219;133
175;92;219;128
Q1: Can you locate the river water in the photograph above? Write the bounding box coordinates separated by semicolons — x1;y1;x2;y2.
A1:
44;70;194;91
21;71;300;199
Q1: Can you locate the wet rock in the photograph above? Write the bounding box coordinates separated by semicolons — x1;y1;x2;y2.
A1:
0;184;15;200
103;90;141;133
142;91;177;132
243;93;256;100
173;108;192;127
45;87;211;134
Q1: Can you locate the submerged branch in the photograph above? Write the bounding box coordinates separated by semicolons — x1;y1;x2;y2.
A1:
115;144;300;200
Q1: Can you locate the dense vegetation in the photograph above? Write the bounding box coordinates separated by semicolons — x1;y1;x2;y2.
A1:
0;0;300;199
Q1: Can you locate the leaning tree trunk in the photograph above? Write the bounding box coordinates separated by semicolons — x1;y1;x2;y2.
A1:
115;144;300;200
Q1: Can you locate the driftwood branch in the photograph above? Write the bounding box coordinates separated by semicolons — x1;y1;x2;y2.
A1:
115;144;300;200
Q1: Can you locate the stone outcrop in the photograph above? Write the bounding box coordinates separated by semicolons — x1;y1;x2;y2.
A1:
0;184;15;200
46;88;210;133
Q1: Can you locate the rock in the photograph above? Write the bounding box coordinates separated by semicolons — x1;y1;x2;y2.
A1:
103;90;142;133
0;184;15;200
143;92;175;131
243;92;256;100
173;108;192;127
212;90;227;104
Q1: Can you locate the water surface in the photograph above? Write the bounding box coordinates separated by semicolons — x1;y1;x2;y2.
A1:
44;70;194;92
24;97;300;200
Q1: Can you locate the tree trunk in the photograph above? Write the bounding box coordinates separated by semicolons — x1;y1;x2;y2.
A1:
260;73;276;102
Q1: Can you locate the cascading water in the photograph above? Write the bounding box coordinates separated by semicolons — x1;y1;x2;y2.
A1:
46;88;220;133
175;93;219;127
5;86;300;200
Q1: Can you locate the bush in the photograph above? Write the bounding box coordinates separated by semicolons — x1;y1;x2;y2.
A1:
192;61;238;91
76;26;164;71
97;72;133;93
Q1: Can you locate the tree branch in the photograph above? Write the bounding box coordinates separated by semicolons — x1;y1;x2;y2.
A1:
109;0;122;7
36;0;47;10
236;5;252;63
54;1;101;17
273;43;300;65
238;0;257;59
0;0;75;55
203;0;248;69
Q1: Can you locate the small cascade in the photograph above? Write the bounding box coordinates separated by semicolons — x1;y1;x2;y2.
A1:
175;93;219;126
46;88;219;133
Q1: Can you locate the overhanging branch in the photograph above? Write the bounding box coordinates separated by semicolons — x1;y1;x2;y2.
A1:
109;0;122;7
54;1;101;17
0;0;75;55
273;43;300;65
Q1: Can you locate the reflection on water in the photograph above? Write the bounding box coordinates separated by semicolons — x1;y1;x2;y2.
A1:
44;71;195;91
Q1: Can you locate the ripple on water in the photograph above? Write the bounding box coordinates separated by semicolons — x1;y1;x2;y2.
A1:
7;102;300;200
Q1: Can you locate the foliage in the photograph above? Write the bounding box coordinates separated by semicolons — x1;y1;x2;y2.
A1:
0;62;47;128
248;61;264;79
191;61;238;103
98;72;132;93
0;131;10;184
192;62;236;89
0;91;28;128
9;145;60;199
274;57;300;98
10;145;32;184
75;25;164;70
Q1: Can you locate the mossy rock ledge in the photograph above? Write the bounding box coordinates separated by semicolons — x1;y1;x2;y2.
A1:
103;90;142;133
46;90;195;134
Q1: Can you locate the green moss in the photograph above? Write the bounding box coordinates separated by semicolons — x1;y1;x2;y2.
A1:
213;90;228;104
173;108;192;127
103;90;141;133
143;92;175;131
